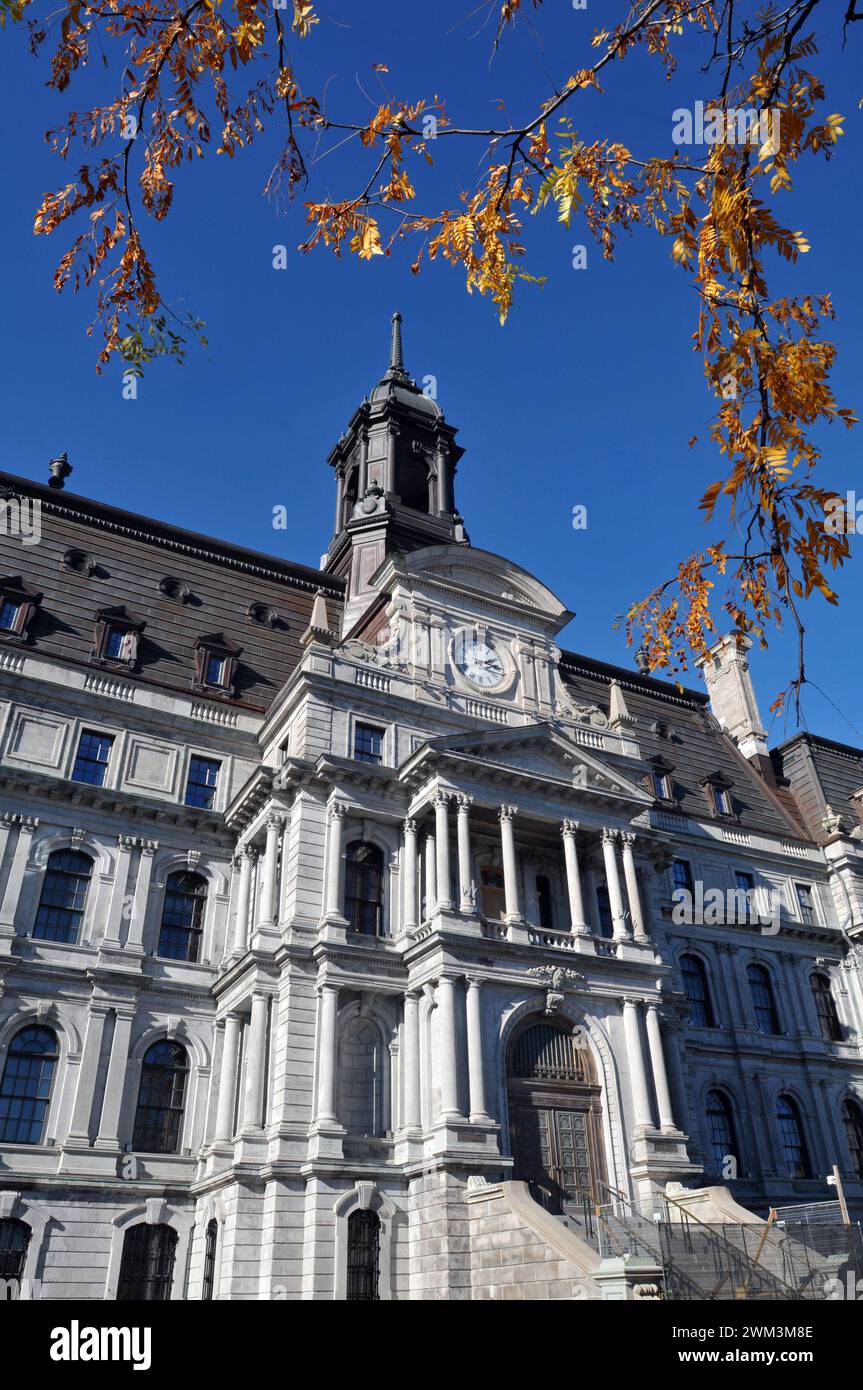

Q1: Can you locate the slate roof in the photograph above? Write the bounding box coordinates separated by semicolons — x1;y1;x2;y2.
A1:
771;733;863;843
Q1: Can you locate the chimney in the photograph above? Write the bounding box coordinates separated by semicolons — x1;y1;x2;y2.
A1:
698;635;771;766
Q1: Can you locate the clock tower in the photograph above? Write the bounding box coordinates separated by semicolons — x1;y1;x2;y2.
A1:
322;313;468;632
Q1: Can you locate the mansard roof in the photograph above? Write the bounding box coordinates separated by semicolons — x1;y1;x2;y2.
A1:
771;732;863;843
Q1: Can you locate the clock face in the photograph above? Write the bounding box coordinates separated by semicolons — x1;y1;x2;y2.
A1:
458;640;505;689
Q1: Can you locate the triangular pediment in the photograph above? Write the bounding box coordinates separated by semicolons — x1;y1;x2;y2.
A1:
401;722;652;805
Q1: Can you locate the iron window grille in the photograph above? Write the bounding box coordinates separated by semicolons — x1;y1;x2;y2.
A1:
184;756;220;810
201;1219;218;1301
158;872;207;962
748;963;781;1035
681;954;715;1028
71;729;114;786
344;841;384;936
117;1223;178;1301
0;1219;31;1294
776;1095;811;1178
132;1040;189;1154
510;1022;593;1084
32;849;93;944
353;723;384;765
0;1025;58;1144
345;1209;381;1301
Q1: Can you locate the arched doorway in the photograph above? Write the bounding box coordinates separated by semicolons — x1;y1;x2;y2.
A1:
507;1017;607;1213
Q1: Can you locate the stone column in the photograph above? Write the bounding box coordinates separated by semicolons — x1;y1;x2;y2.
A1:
402;820;419;932
95;1008;136;1150
256;813;284;932
0;815;39;944
601;829;629;942
561;820;588;935
100;836;136;949
232;845;257;956
465;976;490;1123
623;998;653;1131
434;792;452;912
66;1005;110;1145
456;795;475;913
645;1004;676;1131
436;976;462;1120
323;803;347;920
620;833;648;943
316;983;340;1125
125;840;158;952
499;805;522;923
423;830;437;919
242;992;270;1131
214;1014;241;1144
402;990;421;1132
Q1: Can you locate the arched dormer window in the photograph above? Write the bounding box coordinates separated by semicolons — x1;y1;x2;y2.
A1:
776;1094;811;1178
0;1218;31;1292
158;872;207;962
0;1025;58;1144
841;1098;863;1179
681;954;715;1028
32;849;93;944
132;1040;189;1154
811;971;842;1042
705;1089;740;1178
117;1223;178;1301
748;963;781;1035
344;842;384;936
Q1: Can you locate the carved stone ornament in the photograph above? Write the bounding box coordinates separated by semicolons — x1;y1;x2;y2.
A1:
554;697;609;729
527;964;585;1015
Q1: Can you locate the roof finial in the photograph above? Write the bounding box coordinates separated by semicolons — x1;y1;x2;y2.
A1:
389;310;405;374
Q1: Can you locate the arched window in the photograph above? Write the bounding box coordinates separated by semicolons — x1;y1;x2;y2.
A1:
0;1218;31;1296
705;1090;739;1177
0;1025;58;1144
536;875;554;931
132;1040;189;1154
811;972;842;1042
681;955;715;1028
776;1095;811;1178
344;842;384;936
32;849;93;943
748;963;781;1035
509;1021;595;1084
158;872;207;962
117;1223;178;1301
841;1098;863;1179
346;1209;380;1302
201;1219;218;1301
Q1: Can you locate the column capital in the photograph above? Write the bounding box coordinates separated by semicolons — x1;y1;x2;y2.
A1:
499;804;518;822
140;839;159;857
403;817;419;836
317;980;340;998
329;800;349;821
465;974;483;990
619;830;637;848
601;827;620;846
116;834;138;852
561;818;579;836
456;793;474;812
266;811;286;832
433;789;451;809
240;842;259;862
623;995;644;1010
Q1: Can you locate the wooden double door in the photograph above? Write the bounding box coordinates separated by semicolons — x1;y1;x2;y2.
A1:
509;1087;606;1214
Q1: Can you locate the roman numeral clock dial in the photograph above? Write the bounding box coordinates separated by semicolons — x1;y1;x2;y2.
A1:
457;639;505;690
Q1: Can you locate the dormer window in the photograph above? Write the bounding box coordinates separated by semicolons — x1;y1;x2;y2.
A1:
647;756;675;803
702;772;736;819
193;633;241;697
0;576;42;643
91;605;145;670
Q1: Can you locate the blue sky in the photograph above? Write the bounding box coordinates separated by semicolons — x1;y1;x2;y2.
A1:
0;2;860;748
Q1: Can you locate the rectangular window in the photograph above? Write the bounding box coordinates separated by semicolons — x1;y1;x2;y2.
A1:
735;870;755;922
105;626;126;660
0;599;20;632
353;723;384;766
596;885;613;938
71;730;114;787
652;770;670;800
713;785;733;816
672;859;694;895
184;756;221;809
205;654;225;686
795;882;817;925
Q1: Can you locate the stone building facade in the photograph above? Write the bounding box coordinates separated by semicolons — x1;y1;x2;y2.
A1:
1;315;863;1301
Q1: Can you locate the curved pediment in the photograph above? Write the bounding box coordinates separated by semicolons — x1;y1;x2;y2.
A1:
394;545;572;627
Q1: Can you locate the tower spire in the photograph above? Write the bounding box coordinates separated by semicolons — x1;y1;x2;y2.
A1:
386;310;407;379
